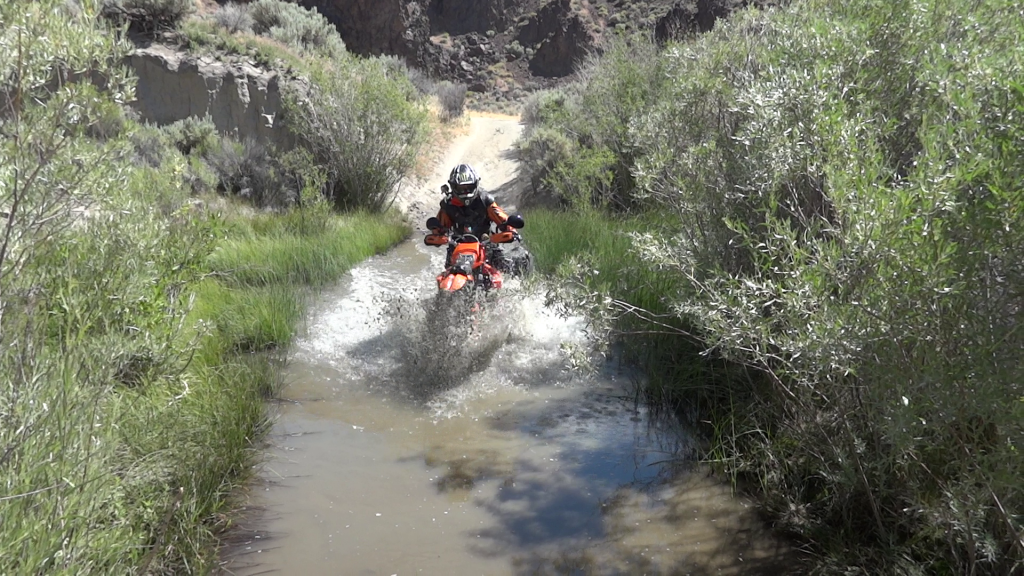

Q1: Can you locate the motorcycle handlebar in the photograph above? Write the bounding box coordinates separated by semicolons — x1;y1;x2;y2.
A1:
448;231;519;245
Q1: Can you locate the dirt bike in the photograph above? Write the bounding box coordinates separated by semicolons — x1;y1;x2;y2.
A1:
423;213;531;293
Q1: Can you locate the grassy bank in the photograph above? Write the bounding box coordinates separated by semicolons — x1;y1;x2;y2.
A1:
0;180;408;575
527;209;743;406
520;0;1024;573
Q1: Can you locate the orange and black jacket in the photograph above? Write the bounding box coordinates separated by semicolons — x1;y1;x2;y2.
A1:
429;192;509;239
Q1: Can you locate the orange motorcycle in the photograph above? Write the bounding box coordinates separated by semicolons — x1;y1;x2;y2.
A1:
424;214;529;293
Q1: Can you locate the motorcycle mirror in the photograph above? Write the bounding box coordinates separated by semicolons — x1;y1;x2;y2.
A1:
506;214;525;229
425;217;441;230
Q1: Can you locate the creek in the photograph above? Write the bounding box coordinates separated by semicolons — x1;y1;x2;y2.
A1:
223;238;787;575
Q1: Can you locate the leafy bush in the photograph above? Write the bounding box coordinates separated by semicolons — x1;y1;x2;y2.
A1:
284;57;428;211
507;40;525;59
248;0;345;58
130;124;172;167
378;55;437;95
84;98;130;140
162;115;218;156
213;1;254;34
436;81;468;122
204;136;295;207
100;0;194;33
517;36;668;209
405;66;437;95
183;154;218;194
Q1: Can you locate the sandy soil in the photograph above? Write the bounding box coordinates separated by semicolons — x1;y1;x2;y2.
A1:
395;113;524;230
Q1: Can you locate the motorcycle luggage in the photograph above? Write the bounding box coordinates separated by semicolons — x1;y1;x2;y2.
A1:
488;243;534;277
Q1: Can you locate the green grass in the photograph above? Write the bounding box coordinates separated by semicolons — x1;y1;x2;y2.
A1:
0;200;409;574
528;208;743;407
208;210;410;287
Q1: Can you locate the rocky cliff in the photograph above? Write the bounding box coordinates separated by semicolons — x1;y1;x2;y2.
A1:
128;44;293;148
295;0;766;97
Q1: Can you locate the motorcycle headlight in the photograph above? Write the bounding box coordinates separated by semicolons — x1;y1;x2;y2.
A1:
454;254;475;276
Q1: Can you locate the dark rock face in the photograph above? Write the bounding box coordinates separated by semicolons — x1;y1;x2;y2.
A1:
426;0;517;36
655;0;727;39
301;0;595;81
295;0;758;92
431;32;499;90
296;0;427;58
517;0;595;77
654;0;779;41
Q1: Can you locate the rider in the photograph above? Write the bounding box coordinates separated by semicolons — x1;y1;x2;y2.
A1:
425;163;515;265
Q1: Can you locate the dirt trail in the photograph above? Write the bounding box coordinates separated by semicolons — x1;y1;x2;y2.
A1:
395;113;525;226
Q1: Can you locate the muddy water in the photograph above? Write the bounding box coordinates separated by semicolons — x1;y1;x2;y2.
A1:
225;240;788;575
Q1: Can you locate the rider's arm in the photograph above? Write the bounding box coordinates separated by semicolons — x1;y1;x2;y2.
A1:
434;210;454;233
424;206;453;246
485;201;510;229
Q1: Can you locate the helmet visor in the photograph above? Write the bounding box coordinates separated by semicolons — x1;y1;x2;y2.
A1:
454;182;477;199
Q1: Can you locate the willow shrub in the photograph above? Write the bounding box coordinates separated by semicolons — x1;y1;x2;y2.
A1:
0;2;411;572
285;55;429;212
523;0;1024;573
635;3;1024;573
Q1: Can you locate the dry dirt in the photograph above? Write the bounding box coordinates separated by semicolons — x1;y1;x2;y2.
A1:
395;112;525;230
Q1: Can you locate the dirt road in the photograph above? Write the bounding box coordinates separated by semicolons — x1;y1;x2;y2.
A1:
395;113;524;226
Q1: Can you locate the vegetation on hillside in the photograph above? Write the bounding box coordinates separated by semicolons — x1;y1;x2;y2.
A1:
0;0;416;572
177;0;432;211
520;0;1024;573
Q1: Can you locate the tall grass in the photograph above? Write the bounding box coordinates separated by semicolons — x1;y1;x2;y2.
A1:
0;184;408;574
528;209;741;406
208;210;409;287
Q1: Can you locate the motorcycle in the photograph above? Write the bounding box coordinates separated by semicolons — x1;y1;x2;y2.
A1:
423;213;531;293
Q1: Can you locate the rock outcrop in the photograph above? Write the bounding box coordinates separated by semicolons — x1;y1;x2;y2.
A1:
654;0;783;41
294;0;759;95
425;0;517;36
300;0;595;86
297;0;428;59
128;44;292;148
516;0;596;78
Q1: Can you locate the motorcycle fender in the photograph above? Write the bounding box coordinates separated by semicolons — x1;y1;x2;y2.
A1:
480;264;502;289
438;273;469;292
